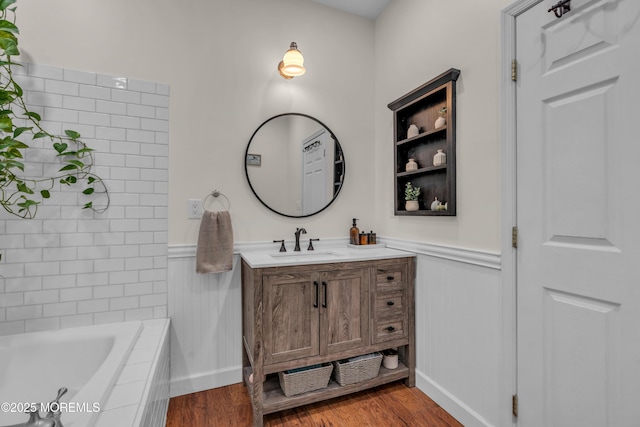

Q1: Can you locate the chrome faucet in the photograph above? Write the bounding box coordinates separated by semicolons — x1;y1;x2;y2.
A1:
293;227;307;251
6;387;67;427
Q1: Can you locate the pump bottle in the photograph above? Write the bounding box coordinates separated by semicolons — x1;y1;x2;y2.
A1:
349;218;359;245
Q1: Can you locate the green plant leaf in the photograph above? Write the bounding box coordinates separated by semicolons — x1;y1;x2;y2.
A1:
24;111;42;121
64;129;81;140
40;189;50;198
82;188;94;195
0;20;19;34
0;90;15;104
59;164;79;172
0;116;12;130
13;126;31;138
0;0;17;12
83;201;93;210
2;159;23;170
12;80;22;96
33;131;47;139
53;142;68;154
67;160;85;168
0;36;19;56
16;181;33;194
88;176;96;184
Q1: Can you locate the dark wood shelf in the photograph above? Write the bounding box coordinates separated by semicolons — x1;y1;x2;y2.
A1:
389;69;459;216
396;126;446;147
397;164;446;177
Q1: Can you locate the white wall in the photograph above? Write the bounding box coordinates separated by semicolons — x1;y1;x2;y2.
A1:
13;0;377;246
374;0;513;252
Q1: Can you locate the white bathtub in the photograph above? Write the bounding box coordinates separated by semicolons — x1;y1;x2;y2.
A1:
0;321;142;427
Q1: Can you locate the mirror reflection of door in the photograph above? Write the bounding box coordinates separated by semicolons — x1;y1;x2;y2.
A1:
301;129;334;215
245;113;345;218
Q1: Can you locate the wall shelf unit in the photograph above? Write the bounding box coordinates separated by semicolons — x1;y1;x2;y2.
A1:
388;68;460;216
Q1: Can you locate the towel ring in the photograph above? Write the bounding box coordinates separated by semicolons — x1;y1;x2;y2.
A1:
203;190;230;211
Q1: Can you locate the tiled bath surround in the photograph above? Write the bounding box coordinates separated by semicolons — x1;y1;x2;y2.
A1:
0;64;169;335
95;319;171;427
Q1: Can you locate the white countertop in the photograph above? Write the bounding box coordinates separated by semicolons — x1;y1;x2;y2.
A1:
240;244;414;268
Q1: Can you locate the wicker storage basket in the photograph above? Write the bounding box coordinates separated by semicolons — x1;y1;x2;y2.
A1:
333;352;383;386
278;363;333;397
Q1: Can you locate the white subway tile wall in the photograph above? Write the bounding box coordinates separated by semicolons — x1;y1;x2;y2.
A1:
0;64;169;336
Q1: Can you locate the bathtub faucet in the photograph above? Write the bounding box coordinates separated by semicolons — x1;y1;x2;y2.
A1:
6;387;67;427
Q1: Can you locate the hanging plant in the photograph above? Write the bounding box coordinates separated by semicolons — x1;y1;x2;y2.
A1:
0;0;108;219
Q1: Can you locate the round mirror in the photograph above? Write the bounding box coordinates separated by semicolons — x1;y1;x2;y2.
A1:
244;113;345;218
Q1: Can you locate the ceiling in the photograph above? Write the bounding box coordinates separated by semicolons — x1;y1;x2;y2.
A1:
307;0;392;19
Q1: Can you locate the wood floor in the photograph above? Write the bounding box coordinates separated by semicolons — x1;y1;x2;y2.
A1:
166;381;462;426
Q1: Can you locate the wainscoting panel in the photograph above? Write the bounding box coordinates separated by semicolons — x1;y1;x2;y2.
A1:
414;253;503;427
168;241;507;427
168;249;242;397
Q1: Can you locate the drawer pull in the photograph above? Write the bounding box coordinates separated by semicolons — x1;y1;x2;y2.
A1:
387;301;395;306
387;275;394;281
386;326;395;332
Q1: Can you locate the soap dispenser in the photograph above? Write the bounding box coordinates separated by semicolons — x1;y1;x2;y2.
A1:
350;218;359;245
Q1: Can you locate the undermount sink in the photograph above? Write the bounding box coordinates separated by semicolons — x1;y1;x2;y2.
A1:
269;250;341;259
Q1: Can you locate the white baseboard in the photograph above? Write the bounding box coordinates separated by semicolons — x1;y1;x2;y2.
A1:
169;366;243;398
416;369;495;427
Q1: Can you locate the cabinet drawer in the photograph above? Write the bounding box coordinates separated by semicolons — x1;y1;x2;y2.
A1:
375;263;408;292
374;291;406;318
373;315;407;343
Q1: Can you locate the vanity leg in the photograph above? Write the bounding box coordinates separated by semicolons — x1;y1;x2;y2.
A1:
251;374;264;427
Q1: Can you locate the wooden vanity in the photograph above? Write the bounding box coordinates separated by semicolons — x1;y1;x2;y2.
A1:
241;248;416;426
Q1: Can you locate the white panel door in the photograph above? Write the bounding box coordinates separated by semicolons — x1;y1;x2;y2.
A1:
516;1;640;426
302;130;328;215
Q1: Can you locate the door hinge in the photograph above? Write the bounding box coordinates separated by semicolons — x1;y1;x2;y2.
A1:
511;59;517;82
512;394;518;417
512;226;518;248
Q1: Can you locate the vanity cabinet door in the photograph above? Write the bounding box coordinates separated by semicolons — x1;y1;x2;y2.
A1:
319;267;370;356
263;272;320;365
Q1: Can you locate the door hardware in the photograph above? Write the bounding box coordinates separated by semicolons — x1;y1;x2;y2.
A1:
322;281;327;308
548;0;570;18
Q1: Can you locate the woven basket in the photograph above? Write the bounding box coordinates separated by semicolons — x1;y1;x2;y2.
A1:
333;352;383;386
278;363;333;397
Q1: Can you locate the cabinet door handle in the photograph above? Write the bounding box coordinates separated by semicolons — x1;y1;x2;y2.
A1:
387;301;395;306
387;275;394;281
386;326;395;332
322;281;327;308
313;281;319;308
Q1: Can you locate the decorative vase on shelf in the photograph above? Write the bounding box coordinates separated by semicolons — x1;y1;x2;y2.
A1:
430;197;441;211
407;124;419;138
433;149;446;166
435;107;447;129
405;200;419;211
405;158;418;171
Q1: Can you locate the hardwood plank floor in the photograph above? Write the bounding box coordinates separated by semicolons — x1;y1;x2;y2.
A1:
166;381;462;426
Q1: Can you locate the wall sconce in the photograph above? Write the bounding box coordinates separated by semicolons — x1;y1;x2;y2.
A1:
278;42;306;79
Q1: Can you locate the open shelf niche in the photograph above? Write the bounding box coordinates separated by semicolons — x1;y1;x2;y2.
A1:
388;68;460;216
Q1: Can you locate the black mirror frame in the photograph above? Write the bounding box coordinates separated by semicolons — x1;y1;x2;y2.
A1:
244;113;345;218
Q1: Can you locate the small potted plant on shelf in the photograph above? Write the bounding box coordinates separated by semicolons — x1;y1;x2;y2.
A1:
404;182;420;211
